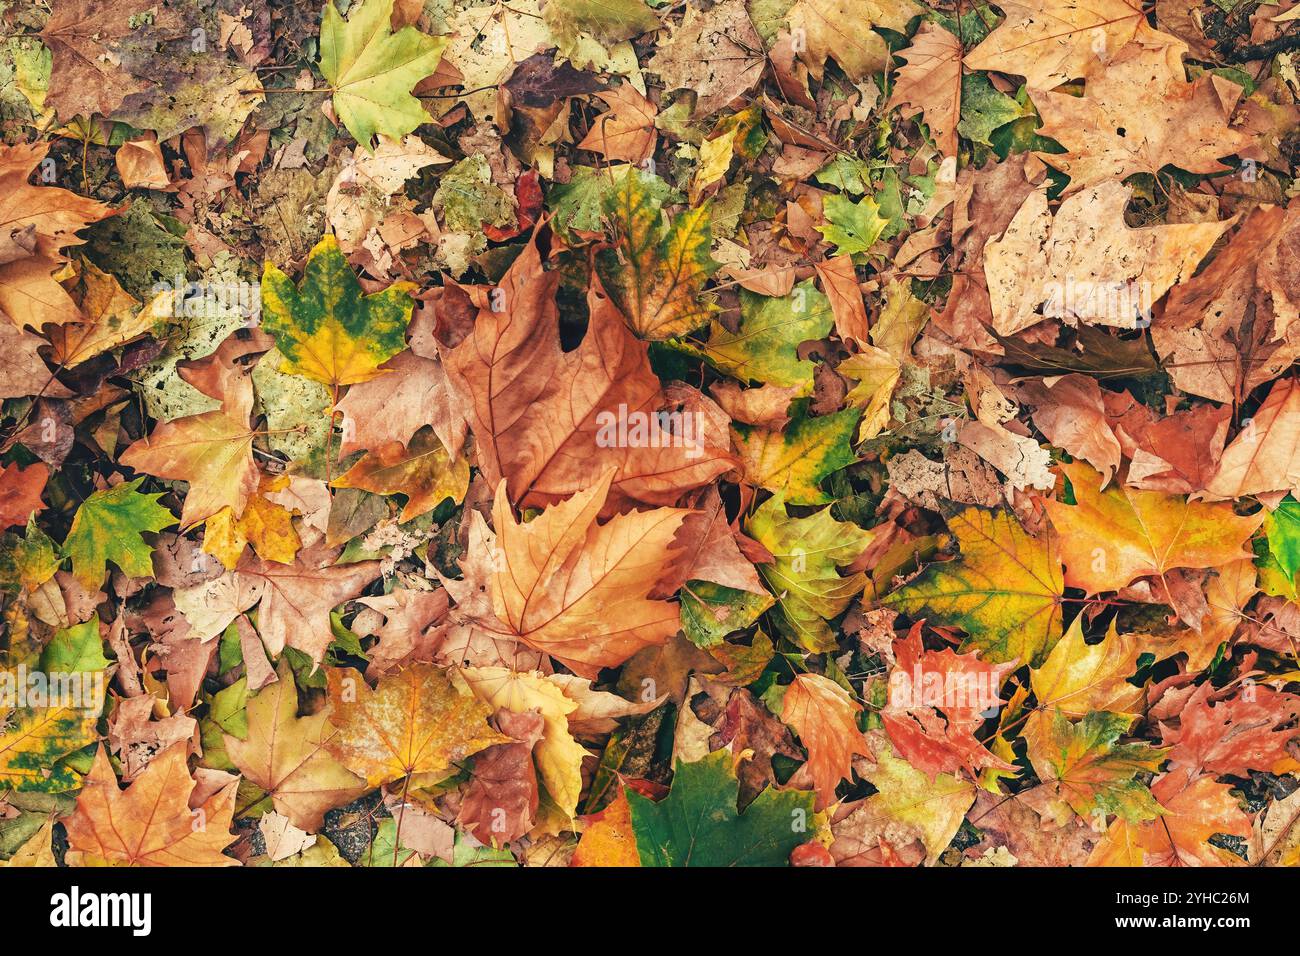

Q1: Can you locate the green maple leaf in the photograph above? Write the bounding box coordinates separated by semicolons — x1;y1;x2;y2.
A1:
261;234;414;389
596;167;720;339
884;507;1064;667
1038;711;1167;823
62;478;175;587
319;0;448;149
1259;495;1300;598
817;193;888;256
40;619;111;674
626;751;815;866
732;403;861;505
745;493;873;653
685;279;833;392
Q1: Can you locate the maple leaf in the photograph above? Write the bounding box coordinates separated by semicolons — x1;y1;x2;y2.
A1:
1029;710;1167;822
335;348;467;459
325;663;507;789
443;239;731;512
44;260;154;368
781;672;871;809
576;85;658;165
647;0;765;118
984;181;1232;335
1152;203;1300;405
817;194;889;256
626;750;816;866
331;427;469;522
1089;773;1251;866
1160;683;1300;782
261;233;414;389
596;168;721;340
886;22;962;157
881;624;1018;781
0;702;99;793
1033;36;1255;195
39;0;186;121
571;787;642;867
62;478;176;587
0;462;47;529
884;507;1064;666
120;335;261;530
487;470;689;677
745;493;873;653
732;405;860;505
0;141;114;329
687;280;834;392
319;0;449;149
965;0;1177;89
1043;460;1262;594
858;742;976;866
235;544;382;665
1203;377;1300;499
224;661;366;832
1030;614;1145;720
64;744;239;866
785;0;922;82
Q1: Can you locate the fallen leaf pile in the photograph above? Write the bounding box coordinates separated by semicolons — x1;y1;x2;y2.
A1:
1;0;1300;869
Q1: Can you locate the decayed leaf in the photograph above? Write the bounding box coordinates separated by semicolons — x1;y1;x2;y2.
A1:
859;742;976;866
984;181;1231;335
786;0;923;82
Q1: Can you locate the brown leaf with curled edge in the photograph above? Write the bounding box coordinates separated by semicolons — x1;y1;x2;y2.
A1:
0;142;115;329
0;461;48;529
40;0;186;122
443;236;732;515
458;709;545;845
0;323;74;399
488;469;691;679
577;85;658;165
1032;36;1256;197
886;21;961;157
781;672;871;810
1152;201;1300;405
64;743;239;866
1160;682;1300;784
985;181;1233;337
1102;391;1230;495
224;660;366;832
966;0;1179;90
236;543;382;666
119;331;263;529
